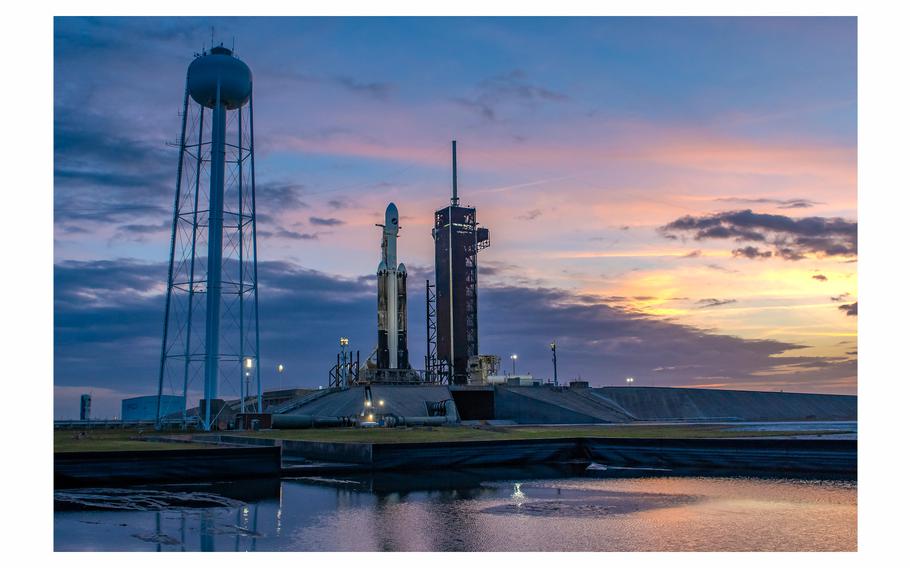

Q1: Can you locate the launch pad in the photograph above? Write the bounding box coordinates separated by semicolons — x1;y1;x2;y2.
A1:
328;141;493;390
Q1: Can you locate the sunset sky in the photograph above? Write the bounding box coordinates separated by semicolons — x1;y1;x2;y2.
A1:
54;16;857;418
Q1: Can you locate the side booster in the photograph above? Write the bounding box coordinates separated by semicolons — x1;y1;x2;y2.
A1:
377;203;409;369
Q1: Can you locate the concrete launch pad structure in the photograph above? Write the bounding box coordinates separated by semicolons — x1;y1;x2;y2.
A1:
268;384;856;426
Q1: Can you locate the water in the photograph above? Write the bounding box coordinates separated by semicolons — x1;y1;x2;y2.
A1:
55;466;856;551
725;421;857;438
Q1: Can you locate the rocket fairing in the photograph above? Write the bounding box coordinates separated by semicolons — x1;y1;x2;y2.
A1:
377;203;410;369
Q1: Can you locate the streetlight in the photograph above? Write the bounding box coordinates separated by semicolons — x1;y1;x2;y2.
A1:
340;337;350;384
511;354;518;376
626;377;635;386
550;341;558;386
277;363;284;391
244;358;254;413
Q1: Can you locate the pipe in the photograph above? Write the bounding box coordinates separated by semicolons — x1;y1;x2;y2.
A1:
271;415;346;429
383;415;450;427
444;399;459;423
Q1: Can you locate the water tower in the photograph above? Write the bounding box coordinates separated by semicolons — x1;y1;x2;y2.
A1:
155;45;262;430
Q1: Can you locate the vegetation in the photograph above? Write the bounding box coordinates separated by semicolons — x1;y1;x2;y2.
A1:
54;429;211;453
231;423;852;444
54;423;852;451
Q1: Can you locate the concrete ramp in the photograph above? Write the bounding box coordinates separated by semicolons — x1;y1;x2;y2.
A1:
284;385;454;418
589;387;857;421
494;386;635;424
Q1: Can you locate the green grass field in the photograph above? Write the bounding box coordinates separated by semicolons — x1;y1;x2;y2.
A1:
54;423;851;452
230;423;851;444
54;429;210;453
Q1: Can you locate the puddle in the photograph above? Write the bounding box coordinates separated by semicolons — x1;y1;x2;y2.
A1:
55;488;245;511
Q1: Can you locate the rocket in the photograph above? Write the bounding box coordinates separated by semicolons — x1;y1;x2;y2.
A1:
377;203;409;369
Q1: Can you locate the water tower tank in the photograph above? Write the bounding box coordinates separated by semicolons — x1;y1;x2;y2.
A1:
187;46;252;110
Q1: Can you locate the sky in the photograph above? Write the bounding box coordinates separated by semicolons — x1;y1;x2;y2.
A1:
54;16;857;418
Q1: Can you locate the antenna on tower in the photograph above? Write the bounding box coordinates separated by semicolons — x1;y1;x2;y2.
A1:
451;140;459;206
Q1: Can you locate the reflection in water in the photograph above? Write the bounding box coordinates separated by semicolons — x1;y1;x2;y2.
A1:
55;467;856;552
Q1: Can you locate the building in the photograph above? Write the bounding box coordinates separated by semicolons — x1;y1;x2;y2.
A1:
79;394;91;421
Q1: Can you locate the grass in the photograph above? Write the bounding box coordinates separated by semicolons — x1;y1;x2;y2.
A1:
54;424;853;451
229;423;852;444
54;429;212;453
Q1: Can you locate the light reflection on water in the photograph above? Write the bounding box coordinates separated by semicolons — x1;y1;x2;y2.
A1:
54;469;856;552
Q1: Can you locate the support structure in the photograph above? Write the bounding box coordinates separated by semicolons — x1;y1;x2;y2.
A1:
156;46;261;430
551;341;558;386
425;280;450;383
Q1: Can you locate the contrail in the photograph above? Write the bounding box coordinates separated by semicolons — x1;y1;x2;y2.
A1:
476;174;578;194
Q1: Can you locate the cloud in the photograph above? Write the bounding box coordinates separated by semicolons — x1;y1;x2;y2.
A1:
332;76;394;100
682;250;702;258
256;182;309;212
812;274;828;281
714;197;822;209
838;302;857;316
54;108;174;225
706;263;738;273
695;298;737;308
732;246;773;259
309;216;344;227
273;69;394;101
110;220;172;243
454;69;568;121
54;257;856;417
517;209;542;221
267;228;318;240
660;209;857;261
830;293;851;302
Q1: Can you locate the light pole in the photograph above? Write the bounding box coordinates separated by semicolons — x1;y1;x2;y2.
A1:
626;377;635;387
340;337;349;383
244;357;254;413
277;363;284;391
550;341;558;386
511;353;518;376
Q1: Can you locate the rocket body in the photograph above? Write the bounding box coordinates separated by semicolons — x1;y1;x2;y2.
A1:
377;203;409;369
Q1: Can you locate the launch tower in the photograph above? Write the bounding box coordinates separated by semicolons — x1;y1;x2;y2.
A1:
432;141;490;384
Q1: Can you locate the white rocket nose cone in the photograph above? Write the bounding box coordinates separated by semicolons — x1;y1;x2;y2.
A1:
385;203;399;228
